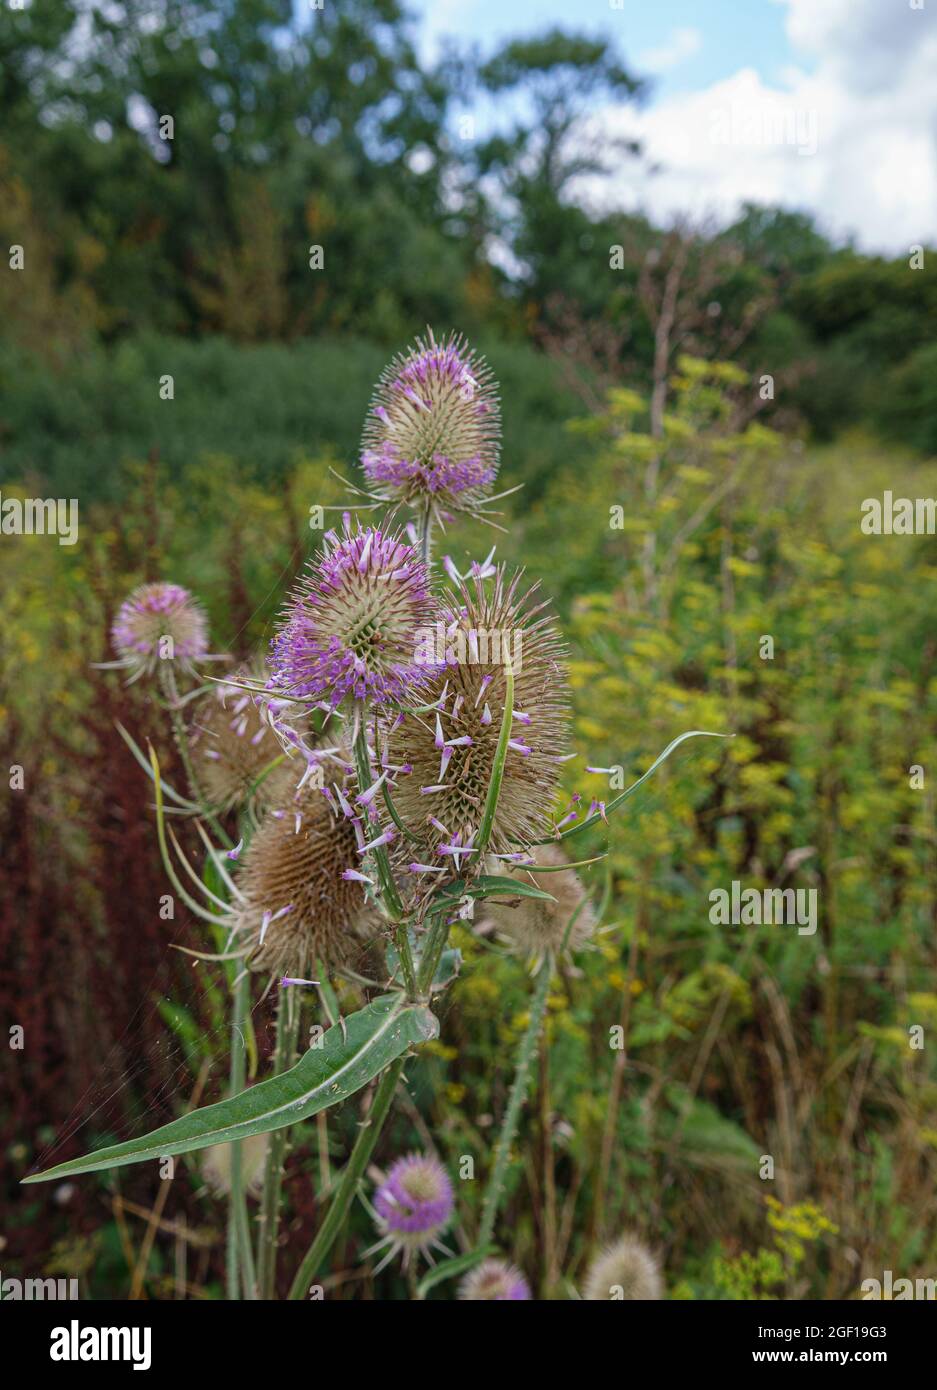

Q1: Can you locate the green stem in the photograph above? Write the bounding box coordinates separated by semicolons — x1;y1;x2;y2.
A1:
472;665;514;861
287;1056;405;1300
160;664;232;848
257;985;300;1298
416;912;451;996
477;957;552;1248
419;503;433;566
226;967;257;1298
351;714;416;997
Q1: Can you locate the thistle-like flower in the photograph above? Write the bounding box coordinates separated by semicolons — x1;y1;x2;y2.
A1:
110;582;209;682
367;1153;454;1272
360;329;501;521
386;566;570;874
269;517;438;712
481;841;596;959
459;1258;532;1301
234;775;379;976
190;670;285;812
582;1235;662;1301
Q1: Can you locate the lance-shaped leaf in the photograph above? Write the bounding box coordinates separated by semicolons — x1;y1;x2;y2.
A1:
417;1244;498;1300
23;995;437;1185
434;874;556;906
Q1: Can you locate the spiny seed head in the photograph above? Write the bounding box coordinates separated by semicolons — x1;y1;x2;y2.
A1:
111;582;208;681
269;517;438;712
459;1258;532;1301
361;329;501;517
190;670;284;812
582;1235;662;1301
386;566;570;869
202;1133;268;1199
235;777;379;976
481;842;596;958
373;1153;454;1264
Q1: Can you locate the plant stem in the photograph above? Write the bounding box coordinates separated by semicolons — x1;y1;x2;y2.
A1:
351;714;416;996
419;503;433;566
416;911;451;996
257;984;300;1298
477;957;552;1248
160;664;232;847
226;966;257;1298
287;1056;405;1300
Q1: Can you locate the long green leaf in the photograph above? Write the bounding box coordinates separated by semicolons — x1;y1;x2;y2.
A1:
416;1244;498;1300
434;874;556;905
23;996;437;1184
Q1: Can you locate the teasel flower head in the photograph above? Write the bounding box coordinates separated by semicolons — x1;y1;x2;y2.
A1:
268;516;439;713
202;1133;269;1199
582;1235;662;1301
459;1258;532;1301
234;772;380;976
360;329;501;521
481;841;596;960
368;1153;454;1272
386;566;570;876
110;582;210;682
190;669;286;812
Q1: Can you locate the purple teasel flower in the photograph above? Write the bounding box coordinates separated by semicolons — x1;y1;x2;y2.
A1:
358;330;503;521
107;582;213;682
268;516;440;712
459;1258;532;1301
366;1153;455;1272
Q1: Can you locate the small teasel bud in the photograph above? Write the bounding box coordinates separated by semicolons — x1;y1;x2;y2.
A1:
269;517;439;712
190;667;286;812
366;1153;455;1272
459;1258;532;1300
110;581;209;681
481;841;596;958
202;1133;269;1199
361;329;501;520
582;1234;662;1300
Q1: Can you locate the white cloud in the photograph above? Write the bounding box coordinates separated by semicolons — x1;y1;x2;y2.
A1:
580;0;937;253
637;27;701;74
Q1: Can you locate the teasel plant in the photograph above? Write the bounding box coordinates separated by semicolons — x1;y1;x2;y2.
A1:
24;332;730;1301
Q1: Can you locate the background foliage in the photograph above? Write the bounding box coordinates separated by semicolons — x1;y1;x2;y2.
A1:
1;0;936;1299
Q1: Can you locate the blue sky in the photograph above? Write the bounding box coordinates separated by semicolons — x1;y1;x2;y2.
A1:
405;0;937;253
413;0;797;95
